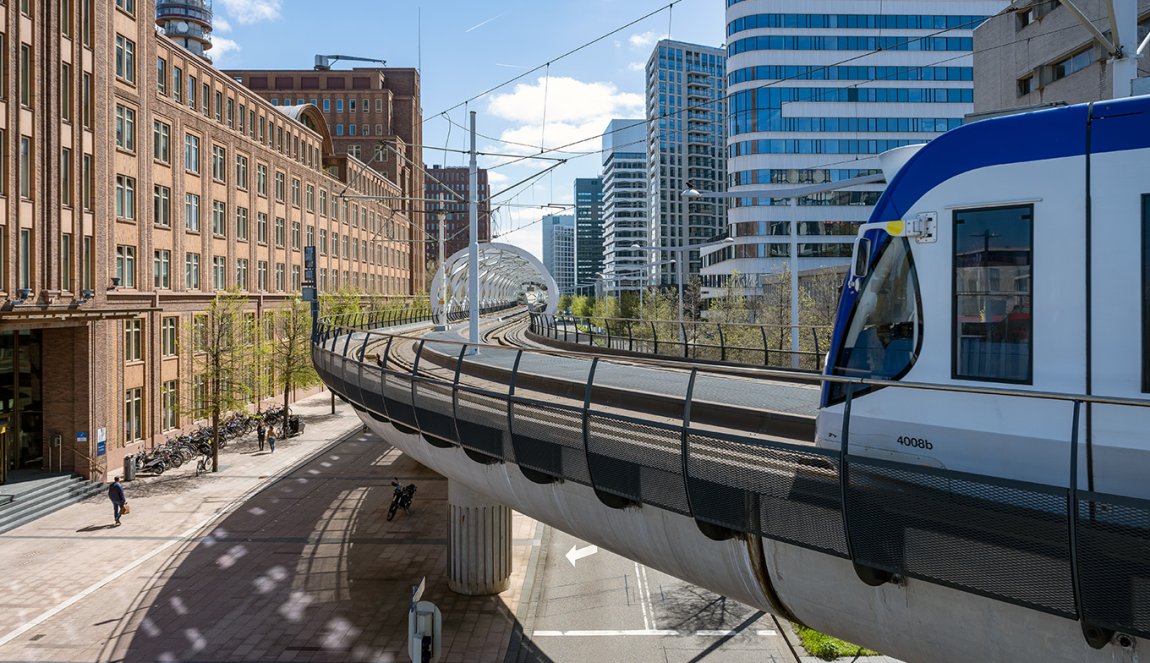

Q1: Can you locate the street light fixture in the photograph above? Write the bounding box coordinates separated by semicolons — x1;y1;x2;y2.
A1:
631;238;733;328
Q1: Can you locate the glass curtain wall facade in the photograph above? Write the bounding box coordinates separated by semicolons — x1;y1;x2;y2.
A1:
601;120;649;295
646;40;727;288
705;0;1006;297
574;178;605;295
542;214;576;295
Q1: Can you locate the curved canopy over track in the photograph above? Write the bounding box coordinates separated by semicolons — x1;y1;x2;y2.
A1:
429;243;558;318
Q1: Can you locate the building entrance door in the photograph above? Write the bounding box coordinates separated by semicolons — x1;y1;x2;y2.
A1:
0;330;44;484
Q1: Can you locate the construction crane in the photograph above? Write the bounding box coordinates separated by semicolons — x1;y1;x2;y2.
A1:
313;54;387;71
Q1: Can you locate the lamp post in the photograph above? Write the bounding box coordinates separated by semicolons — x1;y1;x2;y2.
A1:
681;174;884;367
631;239;732;327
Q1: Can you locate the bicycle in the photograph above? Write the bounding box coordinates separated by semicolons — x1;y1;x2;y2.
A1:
195;453;213;476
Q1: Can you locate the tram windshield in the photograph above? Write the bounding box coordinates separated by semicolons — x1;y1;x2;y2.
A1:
832;237;920;390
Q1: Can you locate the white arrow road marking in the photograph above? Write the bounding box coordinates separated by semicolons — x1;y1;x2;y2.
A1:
565;544;598;567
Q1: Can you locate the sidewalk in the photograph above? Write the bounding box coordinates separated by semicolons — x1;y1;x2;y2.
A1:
0;389;538;662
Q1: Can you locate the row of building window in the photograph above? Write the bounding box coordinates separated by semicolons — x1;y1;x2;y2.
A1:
728;65;973;86
727;191;884;207
154;57;331;175
728;36;973;56
116;244;401;294
727;13;987;35
729;138;924;157
702;241;855;266
729;169;883;186
730;113;963;136
270;97;384;114
730;87;974;113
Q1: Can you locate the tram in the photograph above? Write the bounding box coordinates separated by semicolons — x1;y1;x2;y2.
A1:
817;94;1150;499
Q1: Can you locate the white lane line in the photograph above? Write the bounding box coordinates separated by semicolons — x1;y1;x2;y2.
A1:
633;561;653;630
532;629;779;638
0;512;220;648
534;630;680;637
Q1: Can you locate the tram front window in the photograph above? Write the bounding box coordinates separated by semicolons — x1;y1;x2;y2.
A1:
833;237;920;388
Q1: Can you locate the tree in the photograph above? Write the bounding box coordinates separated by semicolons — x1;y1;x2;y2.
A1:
186;291;256;472
269;297;320;437
320;285;363;319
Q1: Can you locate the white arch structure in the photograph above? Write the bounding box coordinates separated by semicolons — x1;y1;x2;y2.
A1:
429;243;558;320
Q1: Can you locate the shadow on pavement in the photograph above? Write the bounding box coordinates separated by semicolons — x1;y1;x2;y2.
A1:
75;523;119;532
105;428;523;662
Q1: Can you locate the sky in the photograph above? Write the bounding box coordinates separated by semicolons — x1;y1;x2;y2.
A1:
210;0;727;259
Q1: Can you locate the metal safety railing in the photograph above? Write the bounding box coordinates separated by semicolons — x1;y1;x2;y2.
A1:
313;313;1150;646
528;312;832;371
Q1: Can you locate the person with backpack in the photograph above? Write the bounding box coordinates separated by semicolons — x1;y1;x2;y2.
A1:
108;477;128;526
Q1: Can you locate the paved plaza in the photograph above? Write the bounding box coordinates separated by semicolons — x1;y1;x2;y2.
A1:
0;392;534;663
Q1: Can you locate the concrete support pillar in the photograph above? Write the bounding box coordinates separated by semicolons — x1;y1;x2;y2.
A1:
447;479;511;595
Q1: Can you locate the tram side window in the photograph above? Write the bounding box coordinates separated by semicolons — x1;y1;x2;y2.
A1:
953;204;1033;383
1142;195;1150;392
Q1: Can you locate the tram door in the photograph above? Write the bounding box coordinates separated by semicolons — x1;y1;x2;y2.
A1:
1085;101;1150;499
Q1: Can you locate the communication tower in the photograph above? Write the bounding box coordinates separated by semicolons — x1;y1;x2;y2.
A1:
155;0;213;61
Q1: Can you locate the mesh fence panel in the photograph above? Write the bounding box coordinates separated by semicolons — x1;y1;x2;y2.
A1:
586;413;689;514
381;370;418;429
456;387;511;460
1077;493;1150;637
413;377;458;444
686;431;848;556
846;458;1075;617
510;399;591;485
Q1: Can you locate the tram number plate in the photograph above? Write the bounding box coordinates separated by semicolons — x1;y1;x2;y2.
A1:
897;436;933;450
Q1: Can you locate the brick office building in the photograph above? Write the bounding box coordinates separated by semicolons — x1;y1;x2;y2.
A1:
424;166;491;269
0;0;419;484
224;66;426;285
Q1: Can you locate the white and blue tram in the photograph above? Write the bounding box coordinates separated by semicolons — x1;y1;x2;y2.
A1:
818;94;1150;499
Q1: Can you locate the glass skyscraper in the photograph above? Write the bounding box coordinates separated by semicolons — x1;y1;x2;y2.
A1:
574;178;605;295
542;214;576;295
704;0;1006;297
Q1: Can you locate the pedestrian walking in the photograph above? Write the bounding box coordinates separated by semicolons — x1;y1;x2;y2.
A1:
257;420;266;451
108;476;127;526
268;431;277;453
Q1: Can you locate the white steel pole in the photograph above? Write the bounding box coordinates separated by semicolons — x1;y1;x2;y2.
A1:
469;112;479;344
1111;0;1138;98
438;198;447;330
790;219;800;368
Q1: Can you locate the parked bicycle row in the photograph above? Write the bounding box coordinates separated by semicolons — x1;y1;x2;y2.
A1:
130;406;288;477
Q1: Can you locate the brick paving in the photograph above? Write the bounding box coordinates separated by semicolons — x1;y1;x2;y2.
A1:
0;390;538;662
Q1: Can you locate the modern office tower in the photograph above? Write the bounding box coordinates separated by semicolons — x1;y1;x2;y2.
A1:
0;1;418;484
600;120;649;296
542;215;576;295
705;0;1007;298
645;40;727;289
973;0;1150;114
424;166;491;268
574;178;605;295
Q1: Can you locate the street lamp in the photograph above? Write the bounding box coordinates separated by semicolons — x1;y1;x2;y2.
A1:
631;238;733;328
681;173;885;367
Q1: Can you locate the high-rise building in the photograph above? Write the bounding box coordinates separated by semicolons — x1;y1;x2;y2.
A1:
705;0;1007;298
973;0;1150;114
541;215;576;295
645;40;727;288
0;1;417;484
574;178;605;295
601;120;649;295
424;166;491;268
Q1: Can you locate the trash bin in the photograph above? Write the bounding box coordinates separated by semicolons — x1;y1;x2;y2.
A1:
288;415;304;437
123;454;136;482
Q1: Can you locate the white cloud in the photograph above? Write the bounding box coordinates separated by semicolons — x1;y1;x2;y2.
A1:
628;31;666;49
216;0;281;24
627;61;645;72
211;36;241;64
487;76;643;127
486;171;510;186
214;16;233;33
